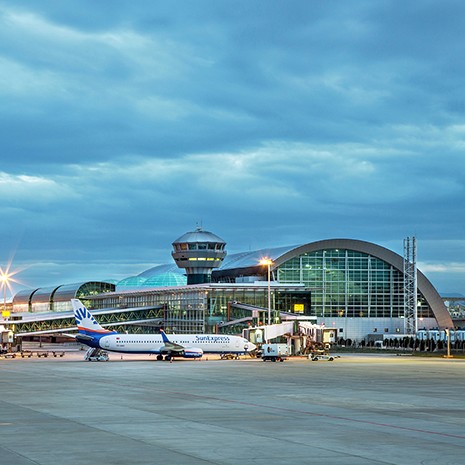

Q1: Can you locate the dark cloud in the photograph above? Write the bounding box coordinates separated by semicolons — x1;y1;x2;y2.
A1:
1;0;465;295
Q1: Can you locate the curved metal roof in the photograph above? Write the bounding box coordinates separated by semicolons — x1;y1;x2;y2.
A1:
12;288;40;305
30;286;62;303
53;283;85;301
172;227;226;245
53;282;116;301
220;245;299;270
13;282;116;307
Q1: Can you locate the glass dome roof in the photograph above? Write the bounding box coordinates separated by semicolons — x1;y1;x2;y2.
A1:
116;264;187;290
138;263;184;279
143;272;187;287
117;276;148;290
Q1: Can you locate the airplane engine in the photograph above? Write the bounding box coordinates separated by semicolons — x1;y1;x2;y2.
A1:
159;345;203;359
183;347;203;359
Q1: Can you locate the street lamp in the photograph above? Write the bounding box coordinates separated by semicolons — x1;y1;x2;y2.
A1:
0;263;22;317
0;270;10;314
259;258;273;325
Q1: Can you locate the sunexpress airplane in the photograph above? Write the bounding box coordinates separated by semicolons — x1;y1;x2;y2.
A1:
72;299;256;361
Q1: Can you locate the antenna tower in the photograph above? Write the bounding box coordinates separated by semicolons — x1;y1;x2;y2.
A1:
403;236;418;334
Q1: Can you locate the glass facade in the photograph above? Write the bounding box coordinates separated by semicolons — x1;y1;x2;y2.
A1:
90;288;209;334
207;287;311;332
277;249;433;319
88;284;311;334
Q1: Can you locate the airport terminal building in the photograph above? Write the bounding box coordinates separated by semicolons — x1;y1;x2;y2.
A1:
7;230;453;342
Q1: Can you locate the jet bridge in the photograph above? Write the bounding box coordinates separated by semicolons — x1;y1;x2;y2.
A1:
243;319;335;356
1;306;165;337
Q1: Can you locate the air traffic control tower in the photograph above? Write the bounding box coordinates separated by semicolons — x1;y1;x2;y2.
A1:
171;227;227;284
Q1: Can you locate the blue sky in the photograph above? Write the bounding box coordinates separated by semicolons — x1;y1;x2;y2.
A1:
1;0;464;296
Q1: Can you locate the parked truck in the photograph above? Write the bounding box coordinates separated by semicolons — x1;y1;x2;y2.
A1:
261;343;289;362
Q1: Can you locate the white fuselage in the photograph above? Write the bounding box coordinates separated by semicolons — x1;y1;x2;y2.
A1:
97;333;255;355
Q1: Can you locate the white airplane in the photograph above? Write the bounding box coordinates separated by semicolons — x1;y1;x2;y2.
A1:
71;299;256;360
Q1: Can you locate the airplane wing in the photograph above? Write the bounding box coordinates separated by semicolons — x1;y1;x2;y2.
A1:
159;330;203;359
162;341;185;352
160;330;185;353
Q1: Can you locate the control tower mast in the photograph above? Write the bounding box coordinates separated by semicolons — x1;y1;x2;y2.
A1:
172;227;227;285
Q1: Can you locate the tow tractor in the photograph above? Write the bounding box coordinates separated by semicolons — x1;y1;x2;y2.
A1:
309;343;335;361
220;353;239;360
310;351;334;361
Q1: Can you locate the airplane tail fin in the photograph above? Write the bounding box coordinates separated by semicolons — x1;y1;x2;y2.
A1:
71;299;114;335
160;329;171;344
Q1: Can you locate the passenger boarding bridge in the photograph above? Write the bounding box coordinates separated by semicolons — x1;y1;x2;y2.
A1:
3;306;164;337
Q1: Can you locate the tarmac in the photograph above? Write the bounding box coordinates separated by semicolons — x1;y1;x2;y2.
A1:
1;351;465;465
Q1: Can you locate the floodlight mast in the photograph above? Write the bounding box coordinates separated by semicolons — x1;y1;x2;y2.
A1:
259;258;273;325
0;271;9;313
403;236;418;335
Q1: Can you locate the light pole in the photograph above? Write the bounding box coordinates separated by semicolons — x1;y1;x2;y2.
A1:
0;271;9;315
259;258;273;325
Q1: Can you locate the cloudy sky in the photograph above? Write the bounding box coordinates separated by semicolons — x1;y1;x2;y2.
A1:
1;0;464;296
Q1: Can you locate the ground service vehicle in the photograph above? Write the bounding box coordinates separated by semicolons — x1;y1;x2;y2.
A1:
310;349;334;361
261;343;288;362
84;348;109;362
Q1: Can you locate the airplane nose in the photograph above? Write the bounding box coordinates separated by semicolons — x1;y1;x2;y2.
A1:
247;342;257;352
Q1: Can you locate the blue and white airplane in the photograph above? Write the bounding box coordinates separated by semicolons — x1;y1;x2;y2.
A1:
71;299;256;360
